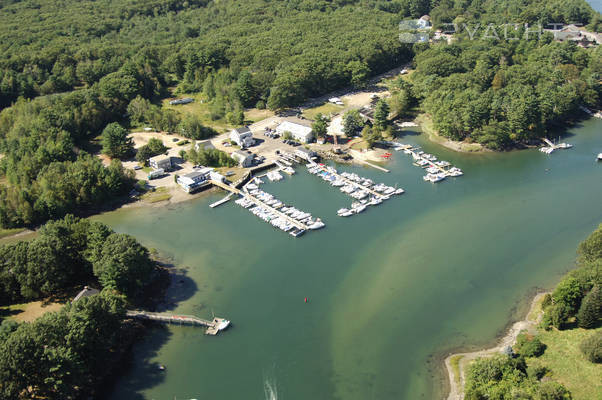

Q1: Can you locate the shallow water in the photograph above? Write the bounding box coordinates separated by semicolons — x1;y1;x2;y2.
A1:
100;117;601;400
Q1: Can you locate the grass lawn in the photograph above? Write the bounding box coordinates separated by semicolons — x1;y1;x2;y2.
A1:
162;92;233;133
348;138;369;150
302;102;344;120
245;108;274;124
528;327;602;399
140;186;172;203
449;355;464;387
0;300;64;323
0;227;25;239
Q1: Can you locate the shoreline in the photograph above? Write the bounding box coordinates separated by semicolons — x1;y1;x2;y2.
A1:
414;114;490;153
442;291;549;400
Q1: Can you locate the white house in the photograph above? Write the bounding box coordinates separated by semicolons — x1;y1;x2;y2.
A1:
230;127;254;148
149;155;172;171
231;150;254;167
295;147;317;161
177;168;212;193
209;171;225;183
276;120;314;143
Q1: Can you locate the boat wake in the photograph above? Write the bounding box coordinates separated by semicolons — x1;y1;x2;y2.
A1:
263;372;278;400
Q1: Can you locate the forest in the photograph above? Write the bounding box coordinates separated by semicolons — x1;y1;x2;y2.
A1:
0;215;158;305
0;215;160;398
410;38;602;149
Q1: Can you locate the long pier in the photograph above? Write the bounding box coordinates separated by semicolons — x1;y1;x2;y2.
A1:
359;160;390;173
211;180;309;230
211;179;241;194
244;191;309;230
126;311;229;335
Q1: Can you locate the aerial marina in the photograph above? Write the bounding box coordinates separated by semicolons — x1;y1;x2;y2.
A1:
233;176;325;237
306;162;404;217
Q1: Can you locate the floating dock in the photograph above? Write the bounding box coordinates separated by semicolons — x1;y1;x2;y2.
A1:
126;311;230;335
209;193;234;208
397;145;463;183
540;138;572;154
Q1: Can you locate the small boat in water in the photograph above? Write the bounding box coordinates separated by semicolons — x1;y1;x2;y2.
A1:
337;208;353;217
217;319;231;331
308;218;325;230
597;153;602;161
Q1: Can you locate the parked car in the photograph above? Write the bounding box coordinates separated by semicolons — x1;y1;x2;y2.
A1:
133;165;142;170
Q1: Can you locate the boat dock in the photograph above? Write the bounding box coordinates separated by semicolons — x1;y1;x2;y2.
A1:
211;179;241;195
397;145;463;182
245;191;309;230
126;311;229;335
314;164;387;198
539;138;572;154
212;178;318;234
209;193;234;208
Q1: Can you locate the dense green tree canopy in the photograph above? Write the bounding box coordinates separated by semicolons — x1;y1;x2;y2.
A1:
0;291;127;399
0;215;158;304
102;122;133;159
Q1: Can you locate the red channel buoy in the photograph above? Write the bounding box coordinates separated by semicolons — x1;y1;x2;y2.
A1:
304;297;308;303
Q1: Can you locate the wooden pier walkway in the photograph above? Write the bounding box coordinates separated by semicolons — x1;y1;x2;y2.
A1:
210;180;309;230
210;179;241;195
126;311;229;335
360;160;390;173
244;191;309;230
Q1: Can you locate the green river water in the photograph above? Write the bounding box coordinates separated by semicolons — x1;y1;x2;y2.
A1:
99;117;602;400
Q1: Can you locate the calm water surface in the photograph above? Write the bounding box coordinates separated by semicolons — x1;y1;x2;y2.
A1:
100;118;601;400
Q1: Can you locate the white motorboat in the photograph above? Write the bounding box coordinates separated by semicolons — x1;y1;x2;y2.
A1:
337;208;353;217
394;188;405;195
597;153;602;161
352;204;367;213
217;319;231;331
308;218;325;230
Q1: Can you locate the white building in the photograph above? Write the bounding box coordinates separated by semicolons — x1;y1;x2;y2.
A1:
230;127;254;148
276;121;314;143
177;168;212;193
231;150;254;167
295;147;317;161
149;155;172;171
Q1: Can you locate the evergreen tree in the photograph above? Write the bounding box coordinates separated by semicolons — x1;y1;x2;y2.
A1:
577;285;601;329
101;123;133;159
312;113;328;138
374;99;390;130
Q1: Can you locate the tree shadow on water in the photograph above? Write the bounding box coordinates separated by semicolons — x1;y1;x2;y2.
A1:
100;326;173;400
154;262;199;313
